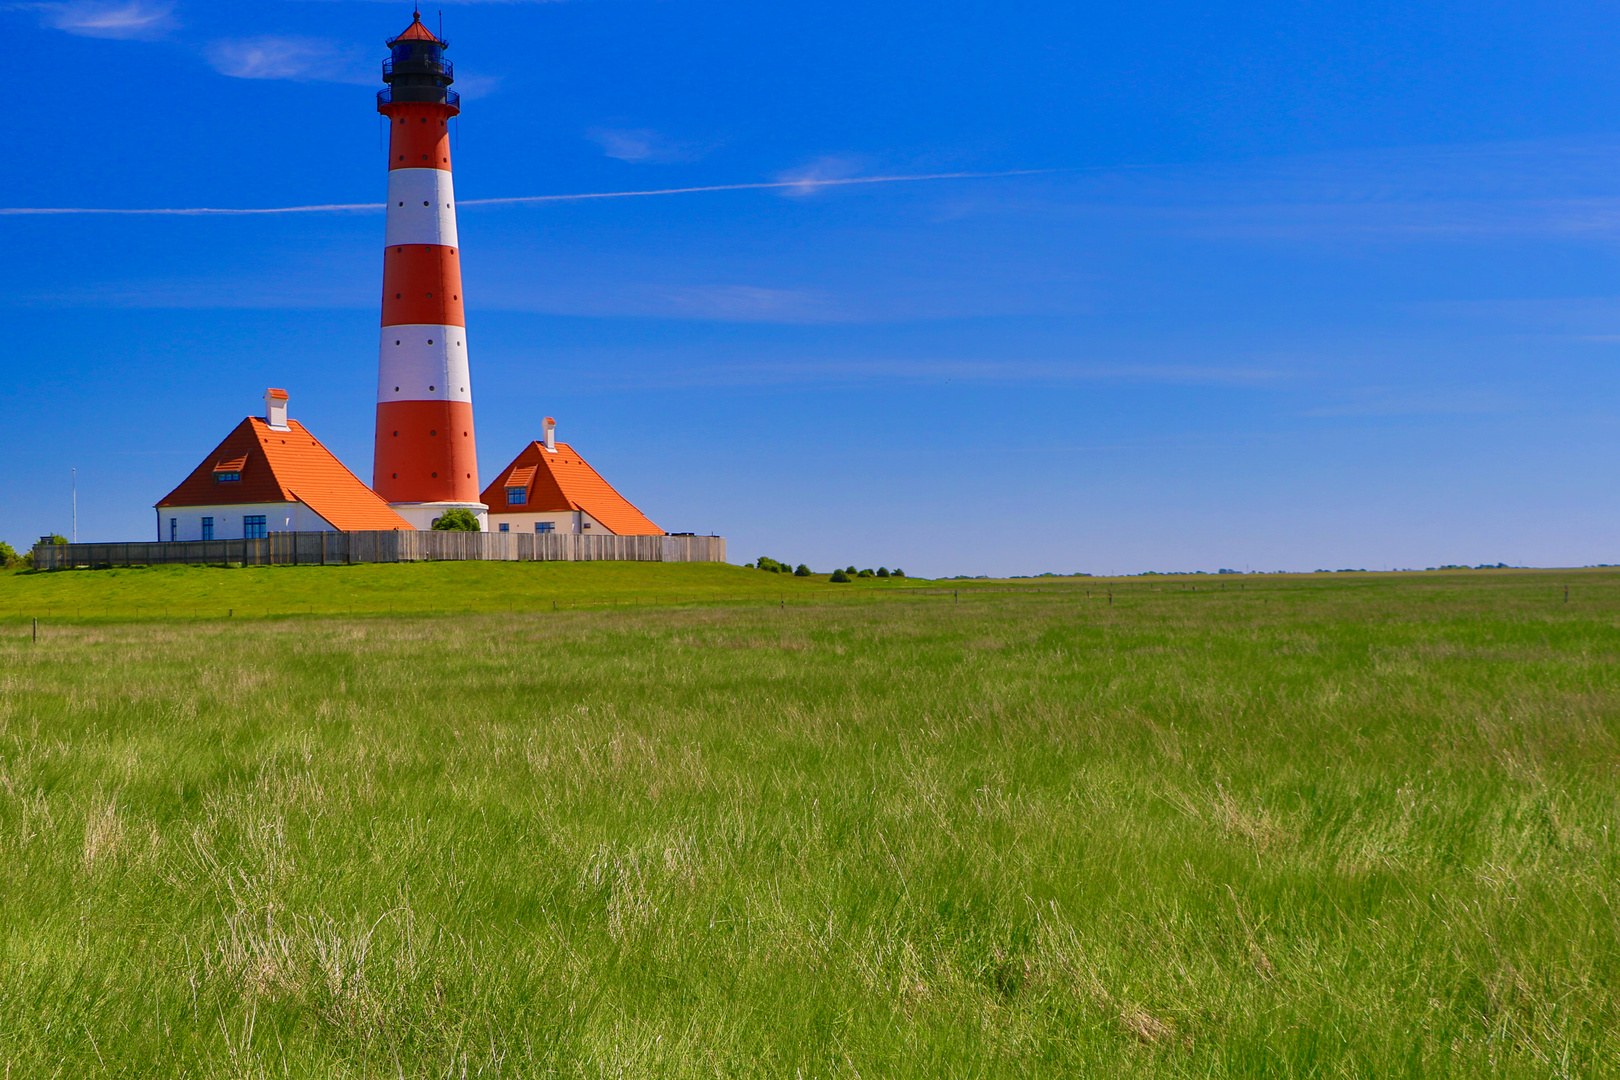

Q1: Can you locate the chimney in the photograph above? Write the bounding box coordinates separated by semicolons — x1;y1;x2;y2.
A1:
265;388;290;430
543;416;556;452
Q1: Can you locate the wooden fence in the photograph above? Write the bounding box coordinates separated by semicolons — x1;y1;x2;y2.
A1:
31;531;726;569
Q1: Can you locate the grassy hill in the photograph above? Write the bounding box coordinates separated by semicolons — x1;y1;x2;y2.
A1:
0;567;1615;1075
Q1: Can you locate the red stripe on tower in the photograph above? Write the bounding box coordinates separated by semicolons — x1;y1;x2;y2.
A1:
373;11;485;530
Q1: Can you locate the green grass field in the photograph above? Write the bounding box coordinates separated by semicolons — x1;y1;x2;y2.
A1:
1;565;1615;1076
0;560;931;622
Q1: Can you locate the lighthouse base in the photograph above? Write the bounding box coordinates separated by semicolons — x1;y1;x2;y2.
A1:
388;501;490;532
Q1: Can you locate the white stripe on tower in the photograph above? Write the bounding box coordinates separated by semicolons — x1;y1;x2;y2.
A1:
384;169;458;246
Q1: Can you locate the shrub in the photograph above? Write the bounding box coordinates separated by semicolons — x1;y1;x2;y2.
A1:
756;556;790;573
845;566;857;575
857;569;874;578
829;570;851;583
0;541;21;569
46;534;67;546
794;564;811;577
892;568;905;578
876;567;890;578
431;509;481;532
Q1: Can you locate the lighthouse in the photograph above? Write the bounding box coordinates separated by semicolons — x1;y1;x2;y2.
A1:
372;11;486;530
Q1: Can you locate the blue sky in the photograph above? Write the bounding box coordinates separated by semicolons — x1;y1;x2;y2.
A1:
4;0;1620;575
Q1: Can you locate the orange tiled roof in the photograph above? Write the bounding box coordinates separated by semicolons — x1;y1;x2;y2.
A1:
390;12;442;44
481;441;663;535
157;417;413;531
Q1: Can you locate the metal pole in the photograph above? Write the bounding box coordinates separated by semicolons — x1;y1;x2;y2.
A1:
71;467;76;544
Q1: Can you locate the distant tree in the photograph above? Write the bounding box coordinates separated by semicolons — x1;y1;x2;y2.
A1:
857;568;874;578
794;564;811;577
46;534;67;546
756;556;790;573
845;566;857;575
431;509;480;532
876;567;890;578
0;541;20;569
892;568;905;578
829;570;851;583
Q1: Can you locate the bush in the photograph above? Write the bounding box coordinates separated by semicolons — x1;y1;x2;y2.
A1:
829;570;851;583
755;556;791;573
431;509;481;532
857;569;874;578
876;567;890;578
845;566;857;575
46;534;67;546
794;564;811;577
0;541;21;569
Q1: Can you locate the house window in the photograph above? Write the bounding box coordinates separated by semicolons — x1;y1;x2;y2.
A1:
214;471;240;483
506;487;527;505
535;522;554;533
169;518;177;542
498;523;509;533
243;515;267;540
201;517;214;541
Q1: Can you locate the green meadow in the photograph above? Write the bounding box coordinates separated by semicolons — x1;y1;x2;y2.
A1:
0;565;1615;1076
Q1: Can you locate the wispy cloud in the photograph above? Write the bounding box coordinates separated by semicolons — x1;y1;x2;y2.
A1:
24;0;173;39
204;35;373;84
587;127;716;164
1300;387;1521;417
544;357;1292;390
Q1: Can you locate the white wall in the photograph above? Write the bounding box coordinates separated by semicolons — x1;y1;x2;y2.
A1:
486;509;605;535
157;502;334;541
389;502;488;531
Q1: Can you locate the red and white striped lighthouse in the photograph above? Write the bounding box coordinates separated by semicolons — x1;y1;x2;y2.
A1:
372;11;486;530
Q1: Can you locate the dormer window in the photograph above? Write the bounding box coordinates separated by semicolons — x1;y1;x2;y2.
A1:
213;455;247;483
506;487;527;505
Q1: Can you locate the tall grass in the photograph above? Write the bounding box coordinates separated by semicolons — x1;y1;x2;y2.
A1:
0;571;1615;1076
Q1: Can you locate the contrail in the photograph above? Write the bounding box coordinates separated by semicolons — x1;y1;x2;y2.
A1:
460;169;1056;206
0;168;1054;216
